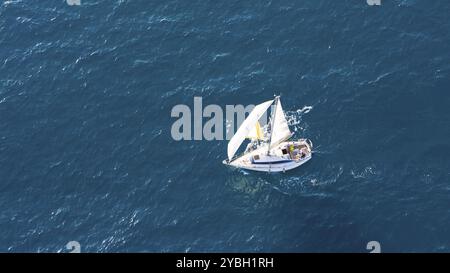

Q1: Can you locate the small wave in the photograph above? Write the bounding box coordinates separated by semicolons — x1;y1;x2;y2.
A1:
284;105;313;134
272;165;343;195
297;105;313;114
2;0;22;7
238;169;250;176
397;0;417;7
212;53;230;61
350;165;378;179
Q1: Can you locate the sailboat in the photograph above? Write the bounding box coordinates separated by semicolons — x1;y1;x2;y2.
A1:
223;96;313;172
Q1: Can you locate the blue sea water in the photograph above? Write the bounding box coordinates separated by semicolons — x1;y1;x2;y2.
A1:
1;0;450;252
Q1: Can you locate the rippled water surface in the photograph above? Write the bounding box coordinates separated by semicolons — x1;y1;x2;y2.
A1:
1;0;450;252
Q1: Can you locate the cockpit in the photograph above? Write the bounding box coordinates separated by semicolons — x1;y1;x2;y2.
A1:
281;143;309;160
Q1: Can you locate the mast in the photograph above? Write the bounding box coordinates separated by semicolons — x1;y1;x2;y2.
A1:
267;96;280;155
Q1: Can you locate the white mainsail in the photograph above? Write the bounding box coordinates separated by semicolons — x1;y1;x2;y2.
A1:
269;97;292;147
227;99;273;160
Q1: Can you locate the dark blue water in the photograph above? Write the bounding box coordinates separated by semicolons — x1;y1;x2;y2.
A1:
1;0;450;252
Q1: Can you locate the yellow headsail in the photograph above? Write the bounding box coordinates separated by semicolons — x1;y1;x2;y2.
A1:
246;121;263;140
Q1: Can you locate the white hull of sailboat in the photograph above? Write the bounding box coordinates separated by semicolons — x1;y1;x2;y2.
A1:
223;139;313;173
